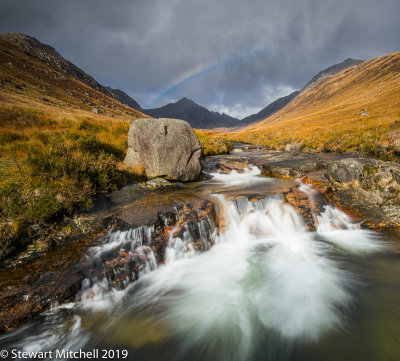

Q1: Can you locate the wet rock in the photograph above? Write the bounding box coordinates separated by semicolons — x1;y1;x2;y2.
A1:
124;118;203;182
327;158;378;187
0;231;107;333
208;159;249;174
331;188;400;227
284;187;316;230
327;158;400;227
0;194;218;332
261;158;325;178
106;183;149;207
146;178;183;190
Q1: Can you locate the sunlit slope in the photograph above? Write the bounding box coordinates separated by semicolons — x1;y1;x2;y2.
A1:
235;52;400;154
0;37;146;121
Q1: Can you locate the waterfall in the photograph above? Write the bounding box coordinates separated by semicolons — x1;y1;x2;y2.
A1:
0;166;388;361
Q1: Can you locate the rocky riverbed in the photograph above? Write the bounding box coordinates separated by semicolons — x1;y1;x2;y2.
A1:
1;145;400;335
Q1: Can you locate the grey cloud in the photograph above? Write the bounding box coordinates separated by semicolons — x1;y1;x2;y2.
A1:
0;0;399;117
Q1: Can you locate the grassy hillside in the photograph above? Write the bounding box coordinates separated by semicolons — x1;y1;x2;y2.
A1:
230;52;400;158
0;37;150;252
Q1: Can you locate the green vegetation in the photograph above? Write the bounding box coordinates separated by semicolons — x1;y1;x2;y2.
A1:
0;107;138;252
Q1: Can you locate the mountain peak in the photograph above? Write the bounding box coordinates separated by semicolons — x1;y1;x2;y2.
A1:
177;97;196;105
302;58;364;91
143;98;240;129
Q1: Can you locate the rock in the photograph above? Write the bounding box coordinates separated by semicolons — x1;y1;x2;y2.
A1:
37;96;50;102
0;194;218;333
91;107;99;114
146;178;183;190
284;143;301;152
124;118;203;182
390;165;400;184
106;183;149;207
261;158;325;178
208;159;249;174
327;158;400;227
327;158;378;186
394;139;400;153
344;151;360;158
332;188;400;227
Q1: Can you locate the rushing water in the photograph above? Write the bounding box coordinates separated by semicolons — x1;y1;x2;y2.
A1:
1;165;400;361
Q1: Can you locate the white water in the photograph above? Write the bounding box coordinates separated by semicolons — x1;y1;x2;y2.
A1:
209;164;272;186
2;166;387;361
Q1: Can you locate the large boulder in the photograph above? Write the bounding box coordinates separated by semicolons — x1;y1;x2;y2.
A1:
124;118;203;181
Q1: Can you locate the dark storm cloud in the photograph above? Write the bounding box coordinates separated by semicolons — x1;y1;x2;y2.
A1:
1;0;399;117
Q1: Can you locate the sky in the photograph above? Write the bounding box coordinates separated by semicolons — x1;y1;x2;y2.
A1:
0;0;399;119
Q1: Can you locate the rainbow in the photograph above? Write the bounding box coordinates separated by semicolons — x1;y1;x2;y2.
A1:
145;46;268;108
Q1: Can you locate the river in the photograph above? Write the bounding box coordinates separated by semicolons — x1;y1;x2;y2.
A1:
1;152;400;361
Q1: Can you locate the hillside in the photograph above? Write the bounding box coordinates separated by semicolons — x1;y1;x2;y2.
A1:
143;97;241;129
0;33;151;256
232;52;400;157
0;33;117;98
239;91;299;126
0;34;146;122
239;58;363;127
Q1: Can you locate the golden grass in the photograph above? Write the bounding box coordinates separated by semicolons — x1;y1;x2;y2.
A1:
194;129;234;155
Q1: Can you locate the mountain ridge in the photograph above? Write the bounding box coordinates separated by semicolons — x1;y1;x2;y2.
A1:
0;32;117;99
106;86;142;111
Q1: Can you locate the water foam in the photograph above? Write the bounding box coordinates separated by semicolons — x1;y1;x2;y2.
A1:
210;165;272;186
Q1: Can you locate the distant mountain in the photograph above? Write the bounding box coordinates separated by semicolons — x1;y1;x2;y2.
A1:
0;32;117;99
240;91;300;125
143;97;241;129
240;58;364;127
302;58;363;91
106;87;142;110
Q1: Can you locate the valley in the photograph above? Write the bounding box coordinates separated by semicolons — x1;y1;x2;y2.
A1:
0;29;400;361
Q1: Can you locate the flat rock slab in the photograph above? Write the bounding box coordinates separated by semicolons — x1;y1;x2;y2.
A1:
261;158;326;178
